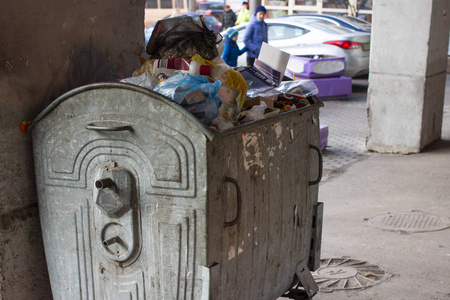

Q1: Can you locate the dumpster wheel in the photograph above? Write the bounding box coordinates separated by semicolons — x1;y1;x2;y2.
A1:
282;275;312;300
282;261;319;300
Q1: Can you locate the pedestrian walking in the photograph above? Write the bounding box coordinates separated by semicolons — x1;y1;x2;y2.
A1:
235;1;250;25
222;28;248;67
222;5;237;30
243;5;268;67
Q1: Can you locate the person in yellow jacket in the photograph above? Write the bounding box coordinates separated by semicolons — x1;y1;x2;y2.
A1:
235;2;250;25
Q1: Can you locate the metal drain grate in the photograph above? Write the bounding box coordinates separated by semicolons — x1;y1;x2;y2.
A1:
368;211;450;233
312;258;389;292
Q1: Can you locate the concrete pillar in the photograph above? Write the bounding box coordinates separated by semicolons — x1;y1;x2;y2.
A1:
249;0;261;16
367;0;450;153
0;0;144;298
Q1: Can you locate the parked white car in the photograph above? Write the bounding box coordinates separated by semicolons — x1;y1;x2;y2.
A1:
279;14;372;33
222;18;371;77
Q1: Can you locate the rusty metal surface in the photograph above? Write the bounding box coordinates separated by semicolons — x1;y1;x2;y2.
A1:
31;82;323;299
205;101;323;299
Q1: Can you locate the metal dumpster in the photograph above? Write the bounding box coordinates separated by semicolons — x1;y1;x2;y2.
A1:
31;82;324;299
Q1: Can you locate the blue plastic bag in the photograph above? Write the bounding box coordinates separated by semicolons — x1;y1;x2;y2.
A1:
154;73;222;126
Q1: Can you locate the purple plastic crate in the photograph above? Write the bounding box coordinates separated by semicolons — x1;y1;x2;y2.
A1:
313;76;352;100
285;56;346;79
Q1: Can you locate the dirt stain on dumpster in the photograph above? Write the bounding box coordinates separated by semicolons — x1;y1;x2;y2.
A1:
242;132;264;171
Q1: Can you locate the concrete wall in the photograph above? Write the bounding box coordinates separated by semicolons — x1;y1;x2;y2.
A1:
0;0;145;298
367;0;450;153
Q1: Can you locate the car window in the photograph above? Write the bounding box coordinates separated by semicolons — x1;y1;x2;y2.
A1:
268;24;308;40
205;15;219;24
197;2;223;10
342;15;371;26
341;16;371;31
300;16;341;27
307;20;355;34
196;3;210;10
208;2;224;9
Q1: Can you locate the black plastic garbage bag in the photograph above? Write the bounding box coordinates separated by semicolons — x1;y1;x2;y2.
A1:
146;15;221;61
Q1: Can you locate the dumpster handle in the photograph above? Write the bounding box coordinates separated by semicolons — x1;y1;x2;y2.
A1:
86;123;133;131
224;176;242;227
309;144;323;186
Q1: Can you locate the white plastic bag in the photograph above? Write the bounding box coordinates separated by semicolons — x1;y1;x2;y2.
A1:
120;72;160;90
239;101;267;124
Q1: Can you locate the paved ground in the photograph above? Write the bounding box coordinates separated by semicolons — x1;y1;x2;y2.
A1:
320;77;371;182
280;75;450;300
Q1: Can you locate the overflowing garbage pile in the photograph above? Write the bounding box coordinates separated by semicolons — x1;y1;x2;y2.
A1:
121;15;318;131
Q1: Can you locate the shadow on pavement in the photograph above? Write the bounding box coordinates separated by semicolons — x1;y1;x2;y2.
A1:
422;138;450;154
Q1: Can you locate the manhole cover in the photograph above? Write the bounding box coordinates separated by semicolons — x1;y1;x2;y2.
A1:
368;211;450;233
312;258;389;292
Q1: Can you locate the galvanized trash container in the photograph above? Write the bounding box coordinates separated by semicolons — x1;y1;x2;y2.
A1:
31;82;324;300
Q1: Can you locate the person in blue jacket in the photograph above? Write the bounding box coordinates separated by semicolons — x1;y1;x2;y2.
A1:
243;5;268;67
222;28;248;67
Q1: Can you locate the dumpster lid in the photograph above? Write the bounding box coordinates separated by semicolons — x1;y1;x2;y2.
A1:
30;82;215;141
